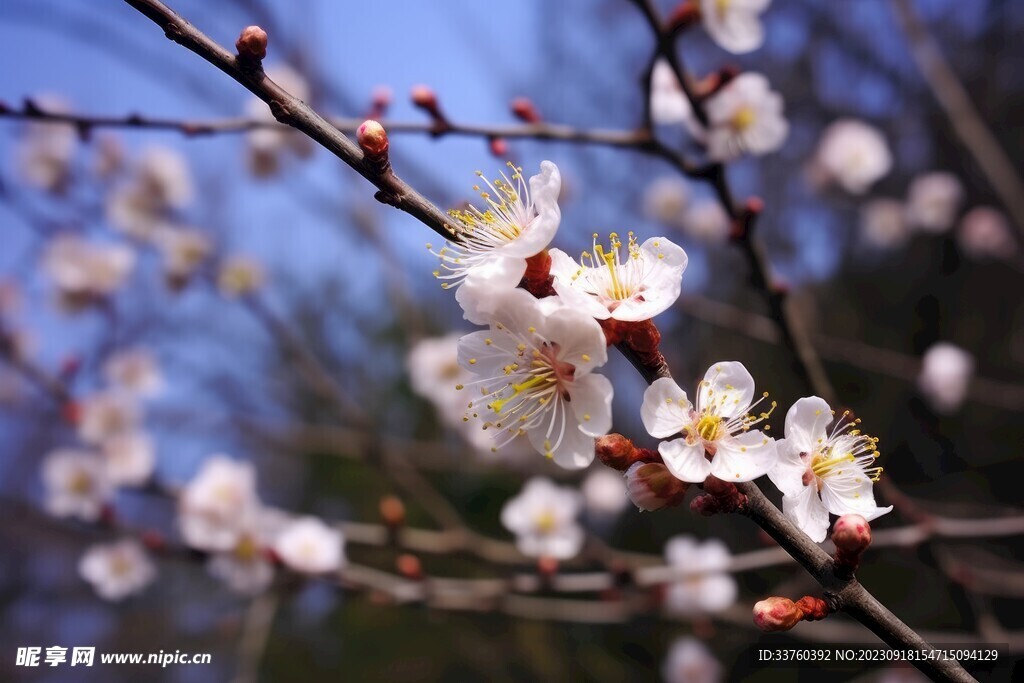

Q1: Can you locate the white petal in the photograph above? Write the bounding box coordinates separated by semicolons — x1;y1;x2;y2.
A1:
539;306;608;376
696;574;739;612
549;249;614;320
783;396;832;453
699;361;755;419
711;429;777;482
568;373;613;437
456;256;528;325
659;438;712;483
783;485;830;543
767;438;808;497
503;161;561;257
527;409;596;469
457;330;517;379
820;470;893;521
641;377;692;438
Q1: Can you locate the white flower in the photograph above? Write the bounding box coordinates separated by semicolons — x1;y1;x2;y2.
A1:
958;206;1015;260
918;343;974;414
100;432;156;486
700;0;771;54
93;134;124;180
103;348;163;398
860;198;909;250
581;467;629;518
77;391;141;445
500;477;584;559
816;119;892;195
705;73;788;162
17;96;77;192
432;161;561;324
43;235;135;308
218;255;265;297
208;530;274;595
79;539;156;601
179;456;261;551
641;362;777;483
662;637;723;683
107;146;193;238
682;199;731;245
906;172;963;234
650;59;696;127
644;176;690;226
42;449;112;521
457;288;612;468
153;226;213;285
663;536;737;614
549;232;688;322
767;397;892;542
273;516;344;574
245;65;314;177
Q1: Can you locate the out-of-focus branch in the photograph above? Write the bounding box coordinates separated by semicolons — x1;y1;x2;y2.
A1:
892;0;1024;240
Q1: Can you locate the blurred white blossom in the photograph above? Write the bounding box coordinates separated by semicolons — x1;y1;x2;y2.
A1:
245;65;314;177
457;288;612;467
17;96;77;192
42;449;112;521
77;391;141;445
153;226;213;287
815;120;891;195
650;60;697;128
641;362;777;483
682;199;731;245
43;234;135;309
103;348;163;398
664;536;737;615
700;0;770;54
704;73;788;161
500;477;584;559
208;530;275;595
79;539;156;601
107;146;194;238
643;176;690;227
957;206;1016;260
767;397;892;542
860;198;909;250
180;456;261;551
919;342;974;414
100;432;156;487
273;516;345;574
433;161;561;324
218;255;266;297
549;233;688;321
662;637;723;683
906;172;963;234
581;467;629;519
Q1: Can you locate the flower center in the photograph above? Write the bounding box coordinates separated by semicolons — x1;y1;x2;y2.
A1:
234;534;259;562
695;414;723;442
69;470;94;495
576;232;646;302
715;0;731;16
534;509;557;534
732;106;756;132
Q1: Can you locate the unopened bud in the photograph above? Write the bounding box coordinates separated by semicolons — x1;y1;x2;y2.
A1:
369;86;392;117
510;97;541;123
140;530;167;552
794;595;831;622
396;553;422;580
236;26;268;62
358;120;389;158
489;137;508;158
410;85;438;111
379;495;406;528
753;597;802;632
625;462;689;511
595;433;638;471
832;514;871;553
537;556;560;577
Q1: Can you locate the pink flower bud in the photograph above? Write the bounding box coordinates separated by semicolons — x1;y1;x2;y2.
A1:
625;462;689;511
832;514;871;554
379;495;405;528
753;597;802;632
410;85;438;110
511;97;541;123
235;26;268;61
489;137;508;158
357;120;389;158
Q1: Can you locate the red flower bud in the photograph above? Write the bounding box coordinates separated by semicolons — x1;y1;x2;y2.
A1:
625;462;688;511
235;26;268;62
379;495;406;528
510;97;541;123
596;433;655;471
396;554;423;580
832;514;871;554
753;597;802;632
489;137;508;158
411;85;438;111
357;120;389;158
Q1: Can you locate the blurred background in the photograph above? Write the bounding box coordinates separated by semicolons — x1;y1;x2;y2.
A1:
0;0;1022;681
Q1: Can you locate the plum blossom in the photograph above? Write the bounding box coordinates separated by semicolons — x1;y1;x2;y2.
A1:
643;176;690;227
106;146;193;238
245;65;314;177
79;539;156;601
456;288;612;468
663;536;737;615
218;255;266;297
641;361;777;483
103;348;163;398
500;477;584;559
815;120;892;195
549;232;688;321
860;198;909;250
77;390;141;445
43;235;135;309
957;206;1016;260
153;226;213;287
906;172;964;234
704;73;788;161
767;397;892;542
700;0;771;54
662;637;723;683
179;456;261;551
17;96;77;193
581;467;629;519
208;528;274;595
918;342;974;414
100;432;156;486
682;199;731;245
273;516;345;574
649;59;697;128
42;449;112;521
432;161;561;324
